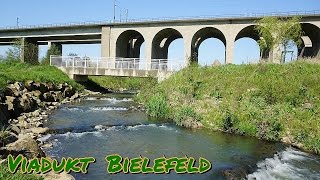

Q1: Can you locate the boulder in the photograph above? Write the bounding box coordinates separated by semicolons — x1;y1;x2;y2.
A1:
0;91;4;103
32;90;42;98
0;103;10;125
46;82;54;91
14;94;38;114
56;83;64;91
4;134;45;158
41;171;75;180
39;83;49;94
33;82;41;91
25;80;35;91
222;167;248;180
5;96;17;119
181;118;203;129
4;84;20;97
41;92;55;102
30;127;49;135
10;125;21;135
63;86;75;98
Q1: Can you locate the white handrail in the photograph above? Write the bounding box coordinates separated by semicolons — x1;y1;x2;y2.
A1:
50;55;186;72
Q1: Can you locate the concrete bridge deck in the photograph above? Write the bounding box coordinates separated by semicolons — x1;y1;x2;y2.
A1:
50;56;186;81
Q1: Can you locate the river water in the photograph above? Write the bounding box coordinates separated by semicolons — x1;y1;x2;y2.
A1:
40;93;320;180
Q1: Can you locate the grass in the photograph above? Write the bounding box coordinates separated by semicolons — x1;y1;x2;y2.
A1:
89;76;157;91
0;164;43;180
137;61;320;154
0;61;83;91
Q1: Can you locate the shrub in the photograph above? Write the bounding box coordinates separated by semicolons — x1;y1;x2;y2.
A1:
257;120;283;141
146;93;169;118
174;106;202;126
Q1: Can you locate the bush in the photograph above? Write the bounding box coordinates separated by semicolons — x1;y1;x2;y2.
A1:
146;93;169;118
174;106;202;126
42;44;62;65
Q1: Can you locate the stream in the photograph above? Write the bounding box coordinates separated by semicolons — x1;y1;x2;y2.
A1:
40;93;320;180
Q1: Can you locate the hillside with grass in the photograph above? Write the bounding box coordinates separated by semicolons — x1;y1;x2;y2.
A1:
89;76;157;91
137;62;320;154
0;62;83;91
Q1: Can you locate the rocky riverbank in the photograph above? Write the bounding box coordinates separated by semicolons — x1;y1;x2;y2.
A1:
0;81;84;180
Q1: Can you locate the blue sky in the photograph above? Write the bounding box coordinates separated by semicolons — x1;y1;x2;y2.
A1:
0;0;319;64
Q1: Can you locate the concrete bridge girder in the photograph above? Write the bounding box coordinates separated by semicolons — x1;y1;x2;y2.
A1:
1;16;320;66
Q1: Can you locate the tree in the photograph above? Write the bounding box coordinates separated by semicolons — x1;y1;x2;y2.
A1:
42;44;62;65
255;16;303;63
5;40;22;62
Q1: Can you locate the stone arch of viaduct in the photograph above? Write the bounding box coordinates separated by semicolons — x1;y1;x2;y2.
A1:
108;20;320;64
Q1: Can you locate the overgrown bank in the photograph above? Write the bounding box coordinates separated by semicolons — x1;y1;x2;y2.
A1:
137;62;320;154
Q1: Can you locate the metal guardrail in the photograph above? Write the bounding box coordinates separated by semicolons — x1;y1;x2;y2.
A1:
50;56;186;72
1;10;320;30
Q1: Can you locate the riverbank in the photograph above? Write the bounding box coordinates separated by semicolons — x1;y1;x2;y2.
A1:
89;76;157;92
0;61;85;179
137;61;320;155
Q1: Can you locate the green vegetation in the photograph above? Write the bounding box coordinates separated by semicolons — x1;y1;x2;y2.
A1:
41;44;62;65
255;16;303;63
0;164;43;180
0;126;11;147
89;76;157;91
137;62;320;154
0;61;83;91
145;93;169;118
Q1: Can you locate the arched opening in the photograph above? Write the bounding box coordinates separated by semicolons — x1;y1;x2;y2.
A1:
116;30;145;69
191;27;226;65
234;25;269;64
235;38;260;64
152;28;183;70
116;30;145;58
152;28;183;59
299;23;320;58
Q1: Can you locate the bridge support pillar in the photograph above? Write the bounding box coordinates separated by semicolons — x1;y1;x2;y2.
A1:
48;42;62;55
20;38;39;64
145;38;152;70
184;37;192;65
225;40;234;64
271;46;282;63
101;26;111;57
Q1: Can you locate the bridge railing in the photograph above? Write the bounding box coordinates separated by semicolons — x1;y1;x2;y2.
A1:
2;10;320;30
50;56;186;72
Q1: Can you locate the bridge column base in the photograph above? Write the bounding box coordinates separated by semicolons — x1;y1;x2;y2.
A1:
70;74;88;82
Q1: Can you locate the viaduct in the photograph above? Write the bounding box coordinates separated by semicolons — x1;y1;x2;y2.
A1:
0;12;320;80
